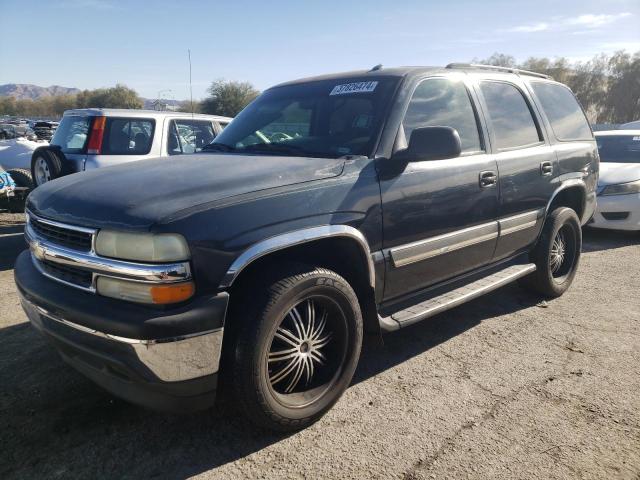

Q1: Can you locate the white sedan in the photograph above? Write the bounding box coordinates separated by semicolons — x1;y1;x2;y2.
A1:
590;130;640;231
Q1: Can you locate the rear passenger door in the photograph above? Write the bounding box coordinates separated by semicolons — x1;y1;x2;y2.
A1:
474;77;556;261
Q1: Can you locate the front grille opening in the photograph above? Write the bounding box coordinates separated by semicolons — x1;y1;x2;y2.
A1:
30;217;92;251
602;212;630;221
40;260;93;289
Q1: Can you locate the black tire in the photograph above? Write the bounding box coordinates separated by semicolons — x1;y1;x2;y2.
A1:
31;147;65;187
7;168;33;189
232;265;363;431
520;207;582;297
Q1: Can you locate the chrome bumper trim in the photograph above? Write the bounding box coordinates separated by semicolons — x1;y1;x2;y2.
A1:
21;297;223;382
25;222;191;292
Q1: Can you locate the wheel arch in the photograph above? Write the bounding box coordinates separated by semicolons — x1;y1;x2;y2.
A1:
546;180;587;223
221;225;380;336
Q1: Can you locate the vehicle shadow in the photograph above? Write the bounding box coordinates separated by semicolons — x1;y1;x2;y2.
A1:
0;283;542;480
581;227;639;253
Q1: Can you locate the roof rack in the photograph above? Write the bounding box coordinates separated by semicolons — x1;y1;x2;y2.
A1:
445;63;551;80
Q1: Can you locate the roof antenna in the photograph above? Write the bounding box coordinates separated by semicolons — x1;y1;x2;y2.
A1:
369;64;383;72
188;49;194;118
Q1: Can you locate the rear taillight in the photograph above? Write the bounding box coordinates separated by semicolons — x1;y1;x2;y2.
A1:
86;116;106;154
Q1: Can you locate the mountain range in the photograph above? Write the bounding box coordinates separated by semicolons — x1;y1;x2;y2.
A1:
0;83;185;109
0;83;81;100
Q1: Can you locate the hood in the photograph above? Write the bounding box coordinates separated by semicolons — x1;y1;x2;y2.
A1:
27;153;345;229
598;163;640;186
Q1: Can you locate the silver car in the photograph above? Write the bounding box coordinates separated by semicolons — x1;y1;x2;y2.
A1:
31;109;232;186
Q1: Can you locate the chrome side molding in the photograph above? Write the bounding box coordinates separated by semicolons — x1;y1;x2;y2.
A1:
498;209;542;236
390;222;499;267
220;225;376;289
390;209;544;268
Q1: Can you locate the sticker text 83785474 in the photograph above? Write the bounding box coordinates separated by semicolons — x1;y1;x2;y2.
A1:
329;81;378;96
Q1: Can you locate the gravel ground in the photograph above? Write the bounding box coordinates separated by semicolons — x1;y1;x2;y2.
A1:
0;211;638;480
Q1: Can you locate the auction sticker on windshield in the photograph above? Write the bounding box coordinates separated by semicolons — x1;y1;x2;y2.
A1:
330;81;378;96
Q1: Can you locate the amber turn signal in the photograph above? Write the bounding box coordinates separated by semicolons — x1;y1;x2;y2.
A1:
149;282;195;304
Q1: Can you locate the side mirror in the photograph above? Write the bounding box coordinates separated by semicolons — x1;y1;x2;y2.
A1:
395;126;462;162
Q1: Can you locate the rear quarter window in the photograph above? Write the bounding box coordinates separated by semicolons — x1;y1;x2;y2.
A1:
50;116;91;153
531;82;592;141
102;118;155;155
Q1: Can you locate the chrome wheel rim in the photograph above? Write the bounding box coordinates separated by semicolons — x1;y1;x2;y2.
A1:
549;224;577;282
266;296;348;407
549;230;566;274
35;157;50;185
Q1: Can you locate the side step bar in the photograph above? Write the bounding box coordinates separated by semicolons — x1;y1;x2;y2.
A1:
379;263;536;331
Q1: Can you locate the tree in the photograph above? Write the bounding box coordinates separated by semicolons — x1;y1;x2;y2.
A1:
473;53;517;67
76;84;143;109
200;79;260;117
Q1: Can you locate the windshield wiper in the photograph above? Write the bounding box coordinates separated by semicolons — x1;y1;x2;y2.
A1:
240;143;333;158
202;143;235;152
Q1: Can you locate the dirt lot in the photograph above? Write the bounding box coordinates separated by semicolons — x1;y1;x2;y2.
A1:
1;211;638;480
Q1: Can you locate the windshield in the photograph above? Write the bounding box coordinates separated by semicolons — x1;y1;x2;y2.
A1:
596;135;640;163
51;115;91;154
208;77;399;158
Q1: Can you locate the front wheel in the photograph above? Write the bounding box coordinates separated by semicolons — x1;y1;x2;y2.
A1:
232;265;363;431
521;207;582;297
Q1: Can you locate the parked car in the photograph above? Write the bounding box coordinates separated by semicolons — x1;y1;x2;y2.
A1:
15;64;597;430
0;123;38;141
32;121;58;141
30;109;232;186
589;130;640;230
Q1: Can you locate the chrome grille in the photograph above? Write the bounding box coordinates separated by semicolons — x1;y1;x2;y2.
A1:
29;215;93;251
39;260;93;290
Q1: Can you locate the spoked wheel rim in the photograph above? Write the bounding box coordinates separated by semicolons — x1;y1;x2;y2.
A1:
266;295;348;409
549;224;577;283
35;157;50;185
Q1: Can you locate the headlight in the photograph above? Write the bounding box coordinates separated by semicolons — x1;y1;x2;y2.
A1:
96;277;195;304
600;179;640;196
95;231;190;262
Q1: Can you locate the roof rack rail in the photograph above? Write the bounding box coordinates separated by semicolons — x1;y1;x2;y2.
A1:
445;63;551;80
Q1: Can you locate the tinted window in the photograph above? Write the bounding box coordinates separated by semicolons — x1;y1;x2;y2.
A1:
102;118;154;155
596;135;640;163
210;77;399;158
403;78;482;153
168;120;216;155
531;82;592;141
480;81;541;150
50;115;91;153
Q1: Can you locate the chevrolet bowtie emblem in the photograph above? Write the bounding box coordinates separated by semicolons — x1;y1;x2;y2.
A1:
31;241;46;261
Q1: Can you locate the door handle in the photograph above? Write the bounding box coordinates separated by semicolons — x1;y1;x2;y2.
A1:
540;161;553;176
479;170;497;188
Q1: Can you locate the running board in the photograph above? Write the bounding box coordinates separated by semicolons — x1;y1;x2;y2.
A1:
379;263;536;331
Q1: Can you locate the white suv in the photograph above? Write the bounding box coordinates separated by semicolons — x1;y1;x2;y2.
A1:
31;109;232;186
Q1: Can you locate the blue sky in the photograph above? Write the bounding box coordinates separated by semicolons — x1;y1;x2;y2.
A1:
1;0;638;100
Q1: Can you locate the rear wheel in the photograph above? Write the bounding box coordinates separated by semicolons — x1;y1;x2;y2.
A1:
520;207;581;297
31;148;64;187
232;265;363;431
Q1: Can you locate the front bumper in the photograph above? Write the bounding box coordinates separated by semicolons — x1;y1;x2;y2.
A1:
15;250;229;412
589;192;640;231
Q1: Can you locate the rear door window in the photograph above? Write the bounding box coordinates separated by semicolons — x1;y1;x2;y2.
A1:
530;82;592;141
168;119;216;155
50;115;91;153
102;118;155;155
480;81;542;150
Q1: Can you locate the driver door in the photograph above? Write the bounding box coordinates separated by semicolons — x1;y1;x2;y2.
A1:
379;76;499;301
